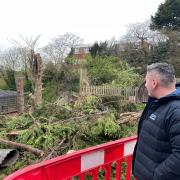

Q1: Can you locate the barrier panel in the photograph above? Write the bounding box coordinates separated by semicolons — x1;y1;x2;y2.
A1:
5;136;137;180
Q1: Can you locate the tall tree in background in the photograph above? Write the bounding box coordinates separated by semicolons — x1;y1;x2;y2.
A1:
118;20;169;73
120;21;155;69
43;33;83;65
150;0;180;31
150;0;180;55
150;0;180;76
123;20;159;55
9;35;41;82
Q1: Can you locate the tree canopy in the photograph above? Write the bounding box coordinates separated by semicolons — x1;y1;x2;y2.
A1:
150;0;180;31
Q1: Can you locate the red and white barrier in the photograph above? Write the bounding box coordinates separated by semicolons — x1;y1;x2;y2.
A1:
5;136;137;180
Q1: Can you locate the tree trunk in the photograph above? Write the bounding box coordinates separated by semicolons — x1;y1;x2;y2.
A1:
0;138;44;157
29;50;43;107
34;76;42;106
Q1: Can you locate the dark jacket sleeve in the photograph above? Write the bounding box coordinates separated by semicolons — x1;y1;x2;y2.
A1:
153;108;180;180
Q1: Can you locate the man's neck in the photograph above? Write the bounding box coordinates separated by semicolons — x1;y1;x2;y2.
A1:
155;87;176;99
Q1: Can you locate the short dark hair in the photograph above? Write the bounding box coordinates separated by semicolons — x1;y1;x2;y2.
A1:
147;63;176;87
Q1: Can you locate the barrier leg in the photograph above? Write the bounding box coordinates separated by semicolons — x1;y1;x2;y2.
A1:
125;156;132;180
92;168;99;180
115;160;122;180
105;164;111;180
79;173;85;180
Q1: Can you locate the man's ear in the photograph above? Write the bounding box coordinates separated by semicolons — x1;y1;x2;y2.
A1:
152;79;158;88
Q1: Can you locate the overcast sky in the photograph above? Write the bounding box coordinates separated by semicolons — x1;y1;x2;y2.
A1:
0;0;165;49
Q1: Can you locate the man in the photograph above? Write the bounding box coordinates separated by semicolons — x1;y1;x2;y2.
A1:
133;63;180;180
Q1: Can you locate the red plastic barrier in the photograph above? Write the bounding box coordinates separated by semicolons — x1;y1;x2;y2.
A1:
5;136;137;180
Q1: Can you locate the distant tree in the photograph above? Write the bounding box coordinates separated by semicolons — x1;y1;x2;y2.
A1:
42;33;83;93
150;0;180;31
145;42;169;64
119;46;145;68
107;37;119;56
0;47;21;71
0;47;33;91
119;20;168;72
150;0;180;55
98;41;109;56
89;41;109;57
150;0;180;77
89;39;118;58
0;67;16;90
0;48;26;90
9;34;41;75
89;42;99;58
10;35;43;105
43;33;83;65
123;20;160;55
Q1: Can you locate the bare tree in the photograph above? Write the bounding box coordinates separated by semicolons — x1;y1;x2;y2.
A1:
42;33;83;65
0;47;21;71
9;35;43;106
123;20;166;54
20;35;41;53
8;35;41;74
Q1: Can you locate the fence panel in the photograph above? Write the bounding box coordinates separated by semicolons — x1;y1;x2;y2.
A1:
80;86;143;103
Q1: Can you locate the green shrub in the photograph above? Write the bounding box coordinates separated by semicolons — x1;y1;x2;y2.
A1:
90;113;120;139
75;96;102;114
6;115;33;131
42;81;58;102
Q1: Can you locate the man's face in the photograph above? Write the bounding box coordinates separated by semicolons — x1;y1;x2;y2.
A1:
145;72;158;97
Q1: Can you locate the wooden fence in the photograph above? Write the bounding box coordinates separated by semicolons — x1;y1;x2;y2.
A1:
80;86;148;103
80;78;180;103
177;78;180;82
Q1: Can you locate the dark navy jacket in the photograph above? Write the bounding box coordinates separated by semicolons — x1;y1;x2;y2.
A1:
133;84;180;180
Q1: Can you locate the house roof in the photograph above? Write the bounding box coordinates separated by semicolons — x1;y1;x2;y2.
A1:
0;91;17;97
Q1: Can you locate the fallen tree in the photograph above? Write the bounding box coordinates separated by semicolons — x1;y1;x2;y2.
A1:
0;138;44;157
